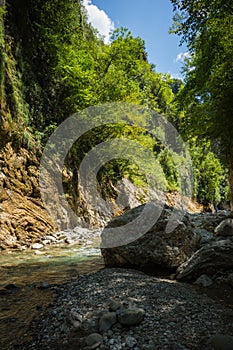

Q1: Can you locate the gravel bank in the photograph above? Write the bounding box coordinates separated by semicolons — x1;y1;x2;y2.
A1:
23;268;233;350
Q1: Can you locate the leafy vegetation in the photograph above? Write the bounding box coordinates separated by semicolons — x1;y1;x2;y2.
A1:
170;0;233;208
0;0;231;208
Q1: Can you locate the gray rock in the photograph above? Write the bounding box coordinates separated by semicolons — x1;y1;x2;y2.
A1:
194;227;214;246
99;312;116;332
176;239;233;281
117;307;145;326
85;333;103;347
67;310;83;329
194;274;213;287
101;204;199;269
215;219;233;237
211;334;233;350
125;336;137;348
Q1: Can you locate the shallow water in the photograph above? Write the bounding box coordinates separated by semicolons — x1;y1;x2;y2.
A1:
0;243;103;286
0;243;104;350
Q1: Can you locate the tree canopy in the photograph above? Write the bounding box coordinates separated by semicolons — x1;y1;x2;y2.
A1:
0;0;230;208
170;0;233;208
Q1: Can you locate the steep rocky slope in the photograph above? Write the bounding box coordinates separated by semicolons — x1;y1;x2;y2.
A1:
0;143;56;249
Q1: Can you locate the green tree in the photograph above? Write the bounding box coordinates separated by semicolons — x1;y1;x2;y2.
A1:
170;0;233;209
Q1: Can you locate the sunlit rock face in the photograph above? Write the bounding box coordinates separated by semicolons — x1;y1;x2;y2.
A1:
0;143;57;249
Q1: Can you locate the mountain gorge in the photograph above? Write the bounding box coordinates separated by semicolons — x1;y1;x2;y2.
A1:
0;0;231;248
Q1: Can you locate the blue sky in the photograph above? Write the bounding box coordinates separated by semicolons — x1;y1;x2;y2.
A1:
83;0;188;79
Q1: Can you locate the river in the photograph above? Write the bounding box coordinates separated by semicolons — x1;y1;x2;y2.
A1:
0;243;104;350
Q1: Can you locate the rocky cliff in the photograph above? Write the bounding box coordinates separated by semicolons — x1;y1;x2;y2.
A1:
0;142;56;249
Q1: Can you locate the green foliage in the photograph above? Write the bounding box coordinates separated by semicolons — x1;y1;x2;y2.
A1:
1;0;228;207
190;145;223;204
170;0;233;207
158;148;179;191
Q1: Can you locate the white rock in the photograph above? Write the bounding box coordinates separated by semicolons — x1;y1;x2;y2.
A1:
31;243;44;249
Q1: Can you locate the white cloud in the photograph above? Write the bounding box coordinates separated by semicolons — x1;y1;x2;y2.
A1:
83;0;114;43
175;52;191;63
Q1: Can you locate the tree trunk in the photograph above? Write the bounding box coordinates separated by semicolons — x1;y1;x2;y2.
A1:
229;168;233;211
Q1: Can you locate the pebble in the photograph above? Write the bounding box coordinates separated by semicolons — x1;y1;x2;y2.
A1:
85;333;103;346
125;335;137;348
24;268;233;350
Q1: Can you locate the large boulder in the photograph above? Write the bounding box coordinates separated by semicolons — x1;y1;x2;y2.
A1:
101;203;199;271
176;239;233;281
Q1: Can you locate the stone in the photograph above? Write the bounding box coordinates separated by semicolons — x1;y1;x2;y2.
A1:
85;333;103;347
101;204;199;270
45;235;57;242
125;336;137;348
42;239;51;245
31;243;44;250
215;218;233;237
99;312;116;333
117;307;145;326
194;274;213;287
176;239;233;281
67;310;83;329
210;334;233;350
194;227;214;246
